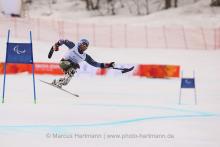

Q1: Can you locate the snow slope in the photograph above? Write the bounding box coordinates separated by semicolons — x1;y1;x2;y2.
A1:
0;40;220;147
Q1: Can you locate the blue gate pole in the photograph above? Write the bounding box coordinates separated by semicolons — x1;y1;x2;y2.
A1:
30;31;37;104
2;30;10;103
32;64;36;104
178;71;183;105
2;63;7;103
193;71;197;105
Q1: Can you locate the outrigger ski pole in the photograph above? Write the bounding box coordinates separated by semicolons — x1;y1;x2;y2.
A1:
112;66;134;73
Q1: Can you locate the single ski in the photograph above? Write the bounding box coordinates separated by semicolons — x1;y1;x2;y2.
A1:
39;80;79;97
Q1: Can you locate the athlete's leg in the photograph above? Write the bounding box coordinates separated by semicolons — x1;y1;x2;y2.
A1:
52;60;77;88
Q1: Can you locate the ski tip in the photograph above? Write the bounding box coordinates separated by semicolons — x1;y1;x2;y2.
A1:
39;79;79;97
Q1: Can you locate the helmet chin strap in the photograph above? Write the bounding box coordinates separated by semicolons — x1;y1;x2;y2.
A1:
78;46;83;54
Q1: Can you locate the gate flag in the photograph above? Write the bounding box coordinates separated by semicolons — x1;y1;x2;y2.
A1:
181;78;195;88
179;71;197;105
6;43;33;64
2;30;36;103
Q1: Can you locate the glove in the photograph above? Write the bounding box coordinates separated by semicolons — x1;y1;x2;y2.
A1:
53;42;60;51
104;62;115;68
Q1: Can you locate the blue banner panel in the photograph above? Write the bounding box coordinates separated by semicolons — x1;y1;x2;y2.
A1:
181;78;195;88
6;43;33;64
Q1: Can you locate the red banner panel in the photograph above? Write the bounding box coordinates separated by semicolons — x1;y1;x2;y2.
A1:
0;63;63;75
0;62;179;78
34;63;63;75
134;64;180;78
0;63;31;74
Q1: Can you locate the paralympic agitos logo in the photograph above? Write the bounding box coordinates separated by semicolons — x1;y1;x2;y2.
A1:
13;45;26;54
